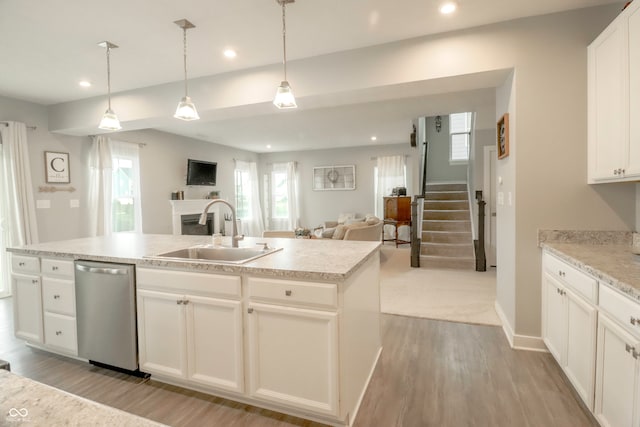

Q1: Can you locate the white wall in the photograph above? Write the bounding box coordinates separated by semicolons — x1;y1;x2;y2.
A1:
0;95;90;243
258;143;419;229
103;129;258;235
468;128;496;238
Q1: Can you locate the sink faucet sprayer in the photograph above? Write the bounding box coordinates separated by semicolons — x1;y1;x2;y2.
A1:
199;199;244;248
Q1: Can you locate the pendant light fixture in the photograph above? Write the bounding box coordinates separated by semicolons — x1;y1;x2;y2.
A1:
98;41;121;131
273;0;297;109
174;19;200;121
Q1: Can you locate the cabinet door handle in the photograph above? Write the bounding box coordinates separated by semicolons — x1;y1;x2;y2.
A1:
52;266;58;271
55;331;62;336
631;317;638;326
176;300;183;305
626;344;635;354
31;279;38;284
183;300;189;305
18;262;25;267
53;295;60;299
247;308;254;314
285;290;292;296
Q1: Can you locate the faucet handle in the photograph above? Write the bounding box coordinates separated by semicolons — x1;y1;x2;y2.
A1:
256;242;270;251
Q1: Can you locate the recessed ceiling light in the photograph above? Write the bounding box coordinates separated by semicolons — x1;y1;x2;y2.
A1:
223;49;237;59
371;136;377;141
79;80;91;87
440;2;457;14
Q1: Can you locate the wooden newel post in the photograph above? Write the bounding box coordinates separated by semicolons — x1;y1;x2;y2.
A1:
410;198;420;268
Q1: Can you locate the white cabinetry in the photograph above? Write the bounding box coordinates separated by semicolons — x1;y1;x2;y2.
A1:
41;258;77;355
594;284;640;427
137;268;244;394
542;252;598;410
588;0;640;183
247;277;339;416
11;255;43;343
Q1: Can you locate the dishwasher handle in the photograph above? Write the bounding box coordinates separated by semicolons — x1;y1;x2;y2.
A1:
75;264;129;275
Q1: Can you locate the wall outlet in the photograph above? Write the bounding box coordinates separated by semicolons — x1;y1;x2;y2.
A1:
36;200;50;209
70;199;80;208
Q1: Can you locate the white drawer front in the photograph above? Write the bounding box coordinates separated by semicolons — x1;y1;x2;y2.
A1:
543;252;597;303
41;258;75;278
599;284;640;339
248;277;337;310
137;267;241;299
42;277;75;316
11;255;40;274
44;312;77;355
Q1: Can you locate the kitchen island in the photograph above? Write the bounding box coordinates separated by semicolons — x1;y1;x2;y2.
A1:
8;234;382;427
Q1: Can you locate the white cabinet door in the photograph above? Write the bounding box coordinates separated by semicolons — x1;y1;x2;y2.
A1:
186;295;244;394
247;302;339;416
12;273;43;343
565;288;597;411
588;20;627;182
627;1;640;178
543;273;566;364
137;289;187;379
594;313;640;427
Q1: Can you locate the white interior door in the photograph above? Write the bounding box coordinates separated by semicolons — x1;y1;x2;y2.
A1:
483;145;497;267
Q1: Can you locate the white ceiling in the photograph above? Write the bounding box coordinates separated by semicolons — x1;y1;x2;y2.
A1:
0;0;621;151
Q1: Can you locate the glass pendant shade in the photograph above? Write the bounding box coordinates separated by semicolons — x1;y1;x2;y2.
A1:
174;96;200;120
98;108;122;131
273;81;297;109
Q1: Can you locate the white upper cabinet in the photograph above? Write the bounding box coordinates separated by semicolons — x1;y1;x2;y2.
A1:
588;1;640;182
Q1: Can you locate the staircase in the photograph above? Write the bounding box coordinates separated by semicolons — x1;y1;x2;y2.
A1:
420;183;475;270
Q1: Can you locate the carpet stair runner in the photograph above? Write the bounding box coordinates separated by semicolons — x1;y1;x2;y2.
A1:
420;183;475;270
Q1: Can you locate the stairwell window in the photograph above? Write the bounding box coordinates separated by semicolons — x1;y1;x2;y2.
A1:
449;112;472;165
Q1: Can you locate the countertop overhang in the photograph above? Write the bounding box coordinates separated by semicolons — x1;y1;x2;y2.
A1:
8;234;381;282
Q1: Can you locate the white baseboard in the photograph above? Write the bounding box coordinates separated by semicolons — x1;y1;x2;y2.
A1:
494;301;548;352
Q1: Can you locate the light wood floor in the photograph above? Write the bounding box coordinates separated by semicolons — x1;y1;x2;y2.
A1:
0;297;598;427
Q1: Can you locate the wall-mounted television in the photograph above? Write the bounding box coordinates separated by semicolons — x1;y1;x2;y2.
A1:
186;159;217;186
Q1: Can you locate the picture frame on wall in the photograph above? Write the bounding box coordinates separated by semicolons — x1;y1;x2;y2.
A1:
497;113;509;159
44;151;70;183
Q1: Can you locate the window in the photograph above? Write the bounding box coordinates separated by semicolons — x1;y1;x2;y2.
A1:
271;169;289;219
374;155;407;219
110;141;142;233
235;168;251;220
264;162;299;231
449;112;472;164
234;160;264;237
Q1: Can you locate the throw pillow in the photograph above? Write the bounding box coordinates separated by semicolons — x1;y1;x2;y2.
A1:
322;227;336;239
365;215;380;225
332;224;347;240
344;218;365;225
337;212;355;224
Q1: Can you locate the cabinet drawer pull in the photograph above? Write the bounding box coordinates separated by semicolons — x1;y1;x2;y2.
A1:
625;343;635;354
631;317;638;326
31;279;38;284
55;331;62;336
285;290;292;296
18;262;25;267
53;294;60;299
176;300;183;305
183;300;189;305
248;308;254;314
52;266;58;271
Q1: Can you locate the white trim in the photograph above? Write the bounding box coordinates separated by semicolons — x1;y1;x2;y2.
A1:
495;301;548;352
346;346;383;427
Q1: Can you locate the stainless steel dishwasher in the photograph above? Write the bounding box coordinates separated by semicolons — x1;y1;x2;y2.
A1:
74;260;140;374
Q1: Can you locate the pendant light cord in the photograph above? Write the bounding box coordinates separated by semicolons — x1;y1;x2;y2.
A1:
106;46;112;110
281;1;287;81
183;27;189;97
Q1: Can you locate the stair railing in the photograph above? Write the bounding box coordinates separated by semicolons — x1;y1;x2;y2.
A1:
474;191;487;272
410;196;424;268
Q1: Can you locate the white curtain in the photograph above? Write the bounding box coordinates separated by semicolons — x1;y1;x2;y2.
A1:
285;161;300;230
0;122;39;297
88;136;113;237
234;160;264;237
111;140;143;233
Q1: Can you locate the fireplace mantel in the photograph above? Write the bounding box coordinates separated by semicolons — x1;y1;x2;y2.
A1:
170;200;220;235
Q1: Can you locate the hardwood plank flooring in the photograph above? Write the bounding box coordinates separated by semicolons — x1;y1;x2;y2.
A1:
0;297;598;426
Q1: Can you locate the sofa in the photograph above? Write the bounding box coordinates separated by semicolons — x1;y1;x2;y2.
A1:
321;214;383;241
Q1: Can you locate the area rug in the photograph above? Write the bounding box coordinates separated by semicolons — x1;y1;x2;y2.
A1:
379;246;501;326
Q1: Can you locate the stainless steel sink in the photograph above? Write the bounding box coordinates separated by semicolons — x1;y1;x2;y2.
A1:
148;244;282;264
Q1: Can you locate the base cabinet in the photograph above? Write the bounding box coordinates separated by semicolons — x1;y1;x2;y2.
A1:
247;302;339;416
137;289;244;394
594;313;640;427
542;264;597;410
12;273;43;343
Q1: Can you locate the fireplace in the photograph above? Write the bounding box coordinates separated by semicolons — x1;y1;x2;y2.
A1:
181;213;214;235
170;200;221;235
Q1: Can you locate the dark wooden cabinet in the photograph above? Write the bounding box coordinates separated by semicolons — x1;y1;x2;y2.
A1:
383;196;411;221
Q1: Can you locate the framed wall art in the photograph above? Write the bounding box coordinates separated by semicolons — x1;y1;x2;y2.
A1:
44;151;70;183
497;113;509;159
313;165;355;191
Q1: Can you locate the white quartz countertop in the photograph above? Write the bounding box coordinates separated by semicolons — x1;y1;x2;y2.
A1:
8;234;381;282
541;241;640;303
0;370;166;426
